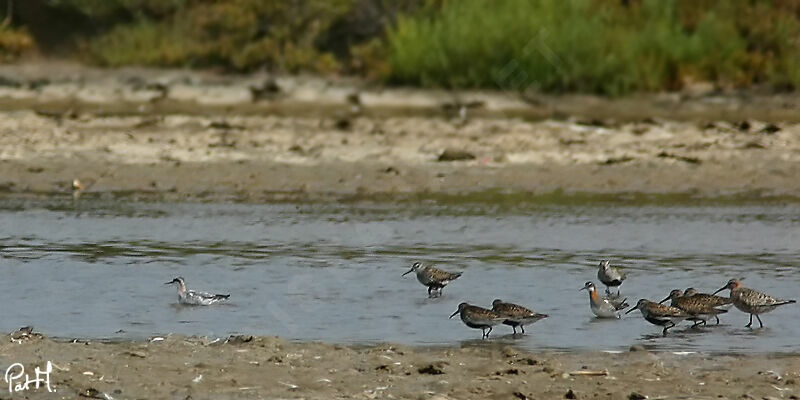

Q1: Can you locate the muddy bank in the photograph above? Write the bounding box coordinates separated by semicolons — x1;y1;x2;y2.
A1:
3;62;800;123
0;107;798;202
0;330;797;400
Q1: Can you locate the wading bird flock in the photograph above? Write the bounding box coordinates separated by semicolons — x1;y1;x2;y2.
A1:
164;260;795;339
401;260;796;338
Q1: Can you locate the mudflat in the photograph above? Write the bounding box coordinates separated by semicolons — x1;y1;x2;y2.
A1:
1;109;799;202
0;62;798;202
0;331;796;400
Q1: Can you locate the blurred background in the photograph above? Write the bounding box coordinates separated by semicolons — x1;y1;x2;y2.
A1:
3;0;800;95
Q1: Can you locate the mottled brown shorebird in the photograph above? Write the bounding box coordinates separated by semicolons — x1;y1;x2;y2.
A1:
597;260;626;295
659;289;728;327
491;299;548;334
450;302;508;338
625;299;691;336
403;262;462;298
682;287;733;324
713;278;796;328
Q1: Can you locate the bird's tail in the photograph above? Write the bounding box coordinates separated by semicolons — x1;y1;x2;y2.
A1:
214;294;230;300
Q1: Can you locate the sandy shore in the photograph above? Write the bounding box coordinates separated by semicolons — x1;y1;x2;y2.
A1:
0;62;796;202
1;108;799;202
0;330;796;400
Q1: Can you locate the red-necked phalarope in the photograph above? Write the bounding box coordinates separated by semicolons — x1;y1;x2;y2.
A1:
165;277;230;306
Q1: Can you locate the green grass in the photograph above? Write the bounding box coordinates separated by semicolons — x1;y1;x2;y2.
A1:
387;0;800;95
8;0;800;94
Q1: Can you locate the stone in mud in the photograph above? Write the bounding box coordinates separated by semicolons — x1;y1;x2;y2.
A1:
438;148;476;162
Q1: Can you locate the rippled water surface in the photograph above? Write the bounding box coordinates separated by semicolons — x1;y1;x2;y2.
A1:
0;198;798;353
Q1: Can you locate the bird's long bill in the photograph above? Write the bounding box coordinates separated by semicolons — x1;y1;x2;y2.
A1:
624;305;639;314
658;295;670;304
164;280;175;285
712;286;726;295
578;287;587;291
449;310;459;319
402;269;414;277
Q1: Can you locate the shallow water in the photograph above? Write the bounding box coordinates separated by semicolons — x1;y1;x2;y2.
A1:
0;198;798;353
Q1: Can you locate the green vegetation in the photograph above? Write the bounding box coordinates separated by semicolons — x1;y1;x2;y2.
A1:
85;0;352;72
7;0;800;94
0;25;33;60
387;0;800;94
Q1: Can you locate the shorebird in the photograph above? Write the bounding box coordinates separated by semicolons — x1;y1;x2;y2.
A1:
625;299;691;336
597;260;626;295
491;299;548;334
580;281;629;318
659;289;728;327
164;277;230;306
403;262;462;298
682;287;733;324
449;302;507;339
713;278;796;328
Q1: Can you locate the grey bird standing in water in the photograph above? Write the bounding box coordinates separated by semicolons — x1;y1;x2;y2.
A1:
625;299;690;336
491;299;548;334
403;262;462;298
597;260;626;295
659;289;728;327
450;302;507;339
713;278;795;328
580;281;629;318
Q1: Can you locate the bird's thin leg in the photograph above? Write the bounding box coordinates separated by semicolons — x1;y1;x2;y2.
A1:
714;315;720;325
756;314;764;328
427;286;433;296
746;314;753;328
511;326;517;335
521;325;525;334
486;326;492;338
663;321;675;336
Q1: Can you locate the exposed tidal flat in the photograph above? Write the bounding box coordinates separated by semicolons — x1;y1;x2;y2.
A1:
2;332;800;400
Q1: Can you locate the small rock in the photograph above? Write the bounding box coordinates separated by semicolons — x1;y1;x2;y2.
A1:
418;364;445;375
438;148;475;162
502;347;518;358
513;392;529;400
79;388;103;399
629;345;647;352
601;156;635;165
629;392;647;400
741;141;766;149
760;123;781;134
226;335;253;344
249;78;281;101
383;166;400;175
122;351;146;358
737;120;751;131
565;389;577;399
208;121;244;130
334;117;351;130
